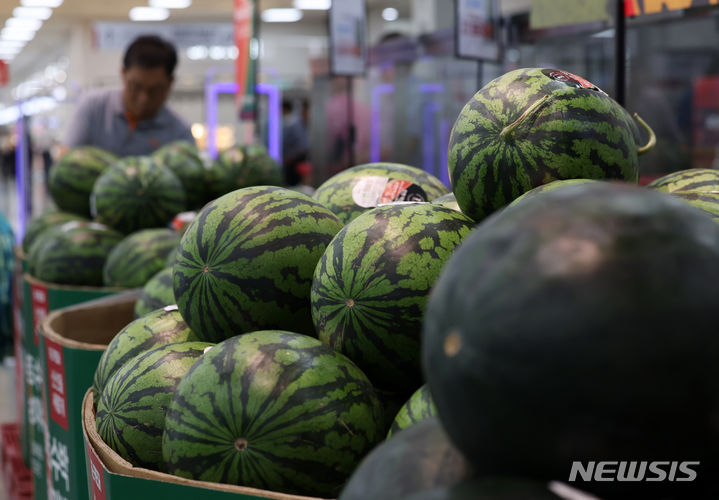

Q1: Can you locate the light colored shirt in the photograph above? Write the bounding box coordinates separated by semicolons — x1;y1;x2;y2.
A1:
63;88;194;157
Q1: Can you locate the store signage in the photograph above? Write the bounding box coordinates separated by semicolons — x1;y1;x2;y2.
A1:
234;0;257;121
46;337;69;432
329;0;368;76
530;0;611;29
626;0;719;16
455;0;500;61
93;22;233;50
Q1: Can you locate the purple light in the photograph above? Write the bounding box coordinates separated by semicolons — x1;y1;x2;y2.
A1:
14;112;27;241
204;81;281;163
370;83;395;163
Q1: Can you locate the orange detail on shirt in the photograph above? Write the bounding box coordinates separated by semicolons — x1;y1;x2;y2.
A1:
124;111;138;131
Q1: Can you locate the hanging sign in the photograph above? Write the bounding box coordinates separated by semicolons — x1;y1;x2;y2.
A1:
329;0;368;76
455;0;500;61
234;0;257;120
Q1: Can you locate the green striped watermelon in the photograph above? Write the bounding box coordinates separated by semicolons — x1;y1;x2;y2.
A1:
174;186;344;342
388;384;437;438
668;191;719;222
96;341;211;470
162;330;384;497
22;211;88;253
133;267;175;318
103;228;179;288
204;144;283;201
312;203;474;391
431;192;461;212
48;146;118;217
507;178;597;208
647;168;719;193
313;163;450;224
448;67;655;222
422;182;719;499
152;140;207;210
93;305;198;405
91;156;187;234
339;417;472;500
28;221;123;286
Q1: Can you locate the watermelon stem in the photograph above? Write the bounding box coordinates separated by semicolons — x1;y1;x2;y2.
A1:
633;112;657;156
499;95;551;141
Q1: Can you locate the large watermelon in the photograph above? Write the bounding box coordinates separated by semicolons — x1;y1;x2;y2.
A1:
422;182;719;499
388;384;437;438
204;144;283;200
448;67;655;221
47;146;117;217
507;178;596;209
96;341;211;470
103;228;179;288
313;163;450;224
91;156;186;234
92;305;198;405
133;267;175;318
174;186;343;342
162;331;384;497
152;140;207;210
647;168;719;193
28;221;123;286
312;203;474;391
339;417;472;500
22;211;88;253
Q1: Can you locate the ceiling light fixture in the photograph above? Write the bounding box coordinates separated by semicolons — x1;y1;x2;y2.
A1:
6;18;43;31
12;6;52;20
129;7;170;21
20;0;63;7
382;7;399;21
293;0;331;10
1;28;36;41
149;0;192;9
261;8;303;23
0;40;27;48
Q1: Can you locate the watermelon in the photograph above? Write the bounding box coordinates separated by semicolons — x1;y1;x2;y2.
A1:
96;341;211;470
22;211;88;253
162;330;384;497
152;140;207;210
93;305;198;405
668;190;719;222
339;417;472;500
647;168;719;193
388;384;437;438
312;203;474;391
174;186;343;342
448;67;655;221
507;178;596;208
47;145;117;217
91;156;186;234
313;163;450;224
28;221;123;286
133;267;175;318
103;228;179;288
204;144;283;200
422;182;719;499
431;192;461;212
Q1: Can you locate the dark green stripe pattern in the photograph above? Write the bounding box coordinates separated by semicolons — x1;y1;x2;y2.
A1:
93;306;198;405
96;341;211;470
152;140;207;209
647;168;719;193
28;221;123;286
162;331;383;497
103;228;179;288
22;211;88;253
448;67;640;222
48;146;117;217
669;190;719;222
205;144;283;201
507;178;596;209
92;156;187;234
387;384;437;438
133;267;176;319
173;186;344;342
311;203;474;391
313;163;450;224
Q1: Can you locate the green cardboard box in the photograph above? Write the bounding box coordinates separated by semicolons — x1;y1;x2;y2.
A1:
82;391;330;500
21;273;127;500
39;291;140;500
12;248;29;467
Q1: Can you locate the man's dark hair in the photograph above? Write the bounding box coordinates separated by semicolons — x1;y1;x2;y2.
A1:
123;35;178;77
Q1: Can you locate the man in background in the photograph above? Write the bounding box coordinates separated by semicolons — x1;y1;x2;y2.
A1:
63;34;194;157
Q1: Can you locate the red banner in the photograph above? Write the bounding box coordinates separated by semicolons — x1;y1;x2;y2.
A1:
31;283;48;346
45;337;69;432
87;441;106;500
234;0;256;120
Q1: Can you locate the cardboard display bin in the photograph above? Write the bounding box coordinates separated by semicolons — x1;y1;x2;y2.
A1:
81;391;331;500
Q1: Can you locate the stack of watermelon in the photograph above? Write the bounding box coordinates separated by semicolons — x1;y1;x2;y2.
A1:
204;143;283;201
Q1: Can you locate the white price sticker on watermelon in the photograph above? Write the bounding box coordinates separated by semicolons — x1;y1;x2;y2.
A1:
352;177;428;208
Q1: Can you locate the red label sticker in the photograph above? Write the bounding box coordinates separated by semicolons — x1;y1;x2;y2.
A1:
87;442;106;500
352;177;429;208
31;283;48;346
45;337;69;432
544;69;607;95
